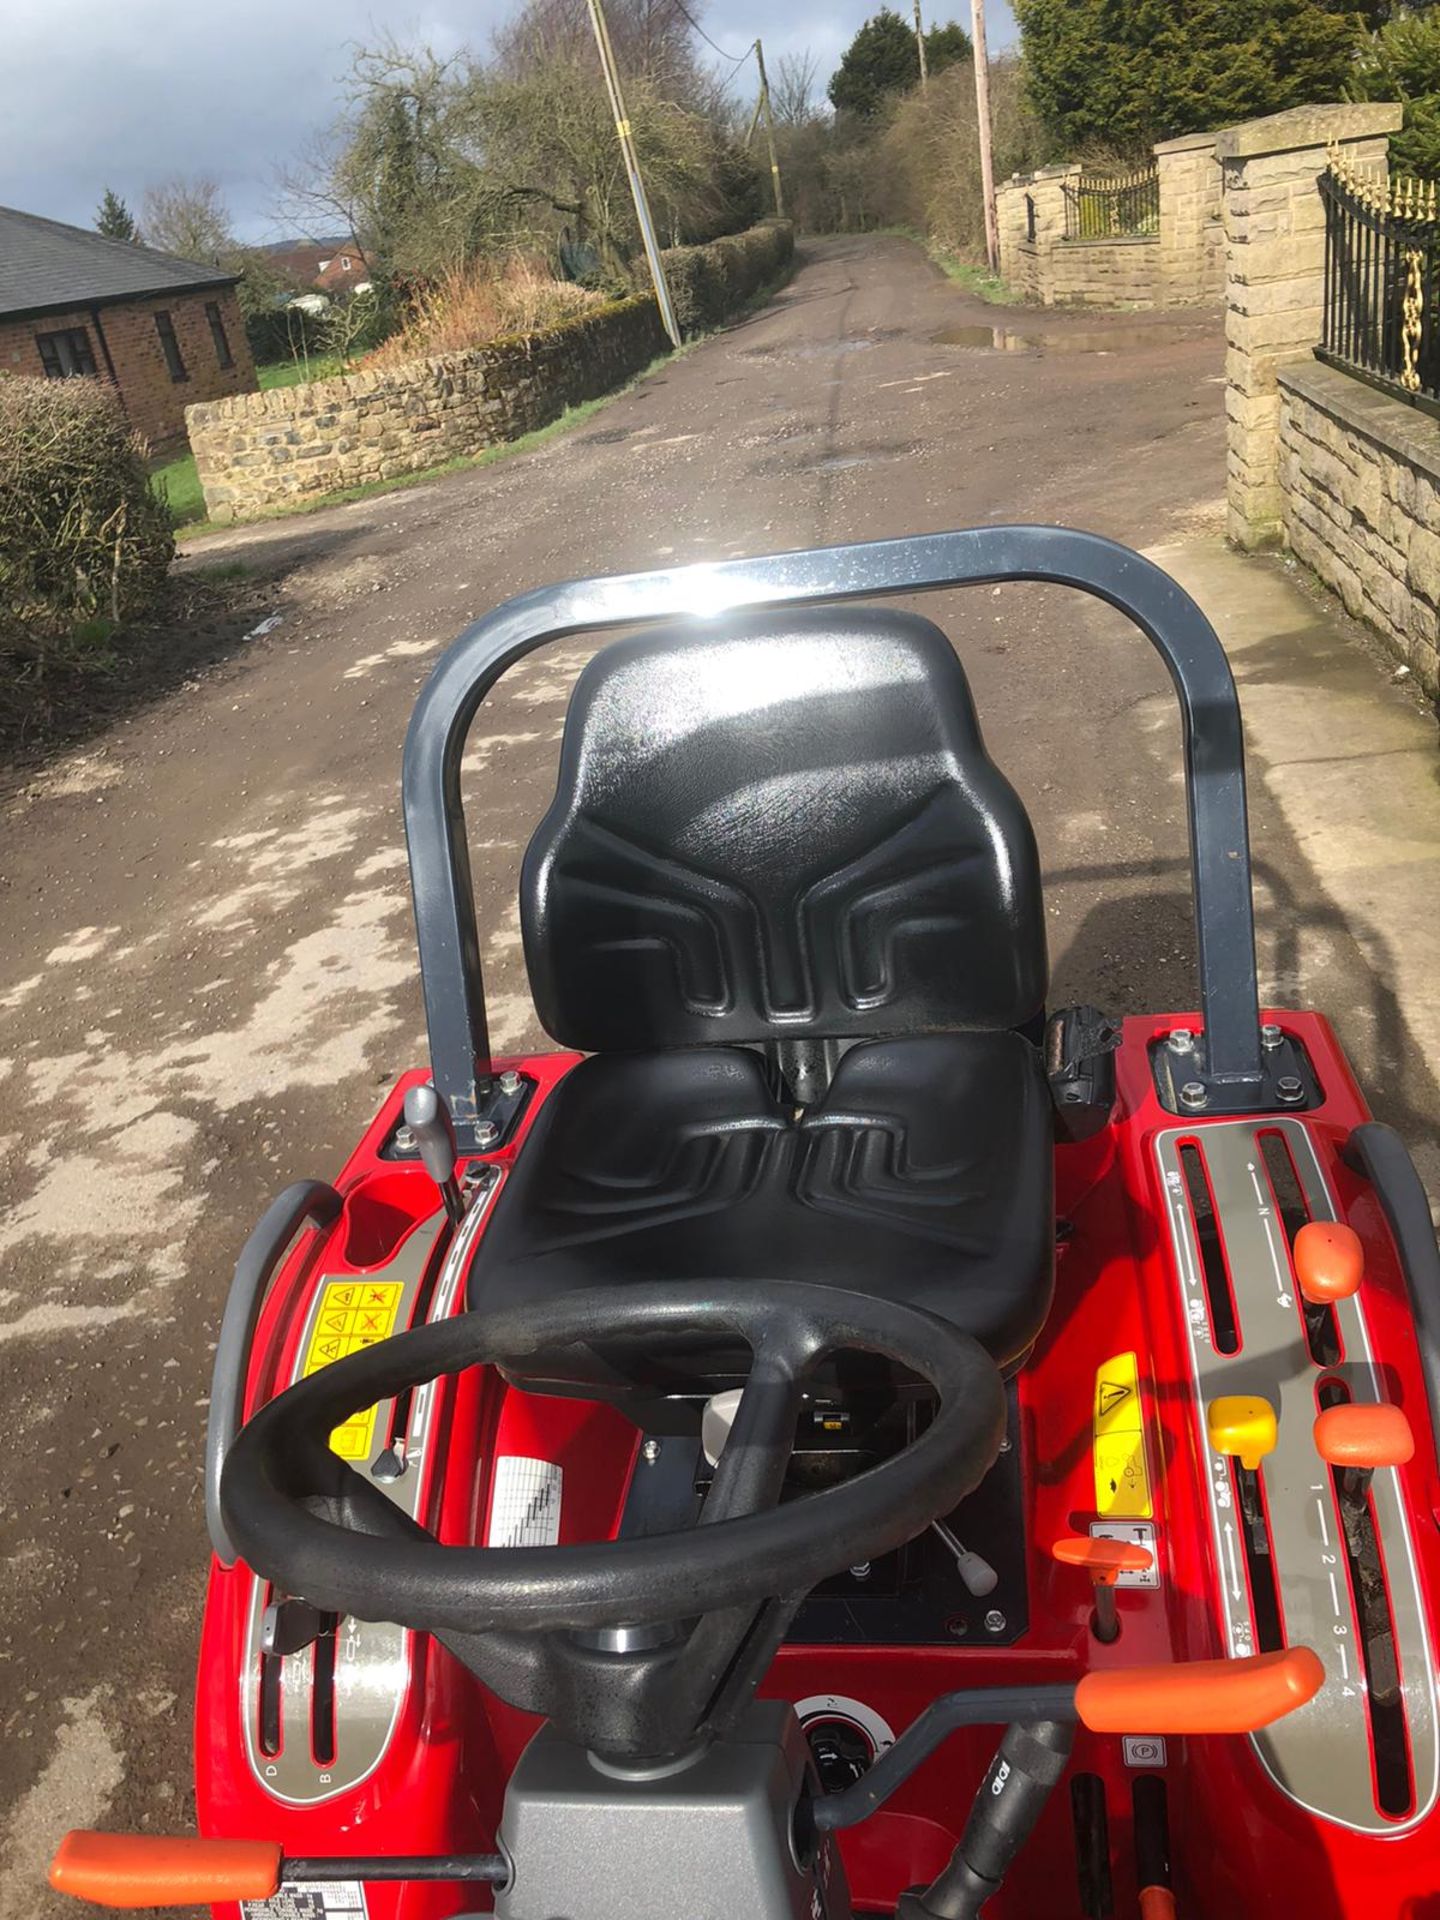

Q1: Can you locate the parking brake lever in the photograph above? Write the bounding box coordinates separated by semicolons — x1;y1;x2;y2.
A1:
402;1084;465;1226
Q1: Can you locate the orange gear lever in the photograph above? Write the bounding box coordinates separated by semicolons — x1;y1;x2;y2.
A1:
49;1833;282;1908
1075;1645;1325;1734
1314;1402;1414;1503
1293;1221;1364;1306
1052;1534;1154;1643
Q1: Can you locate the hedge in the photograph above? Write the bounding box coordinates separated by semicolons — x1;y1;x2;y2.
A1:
659;219;795;336
1;375;173;644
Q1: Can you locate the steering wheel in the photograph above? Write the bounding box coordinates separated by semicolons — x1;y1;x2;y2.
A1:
220;1281;1007;1636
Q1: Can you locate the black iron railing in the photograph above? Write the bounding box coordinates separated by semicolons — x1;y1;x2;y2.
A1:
1062;166;1159;241
1318;158;1440;416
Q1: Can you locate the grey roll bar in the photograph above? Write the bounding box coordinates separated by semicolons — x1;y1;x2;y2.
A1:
206;1179;342;1565
402;526;1265;1148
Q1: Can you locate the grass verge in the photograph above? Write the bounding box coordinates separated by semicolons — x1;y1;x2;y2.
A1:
151;450;206;528
929;251;1015;303
257;356;344;391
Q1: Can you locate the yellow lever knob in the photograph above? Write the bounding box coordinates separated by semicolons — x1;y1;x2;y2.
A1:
1207;1394;1278;1472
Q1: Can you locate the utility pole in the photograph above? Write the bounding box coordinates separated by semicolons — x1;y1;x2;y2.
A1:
584;0;682;346
913;0;929;88
752;39;785;219
970;0;999;274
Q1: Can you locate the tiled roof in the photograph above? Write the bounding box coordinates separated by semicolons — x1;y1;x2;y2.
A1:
0;205;237;320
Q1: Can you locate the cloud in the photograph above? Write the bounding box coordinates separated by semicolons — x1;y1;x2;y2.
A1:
0;0;1016;240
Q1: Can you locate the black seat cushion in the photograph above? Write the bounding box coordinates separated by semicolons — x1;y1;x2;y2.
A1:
520;607;1047;1054
467;1033;1054;1386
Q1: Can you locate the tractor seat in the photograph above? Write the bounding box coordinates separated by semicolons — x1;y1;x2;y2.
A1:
466;604;1055;1392
467;1031;1053;1385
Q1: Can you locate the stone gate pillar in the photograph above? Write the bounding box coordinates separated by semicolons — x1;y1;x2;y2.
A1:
1219;102;1402;549
1154;130;1224;308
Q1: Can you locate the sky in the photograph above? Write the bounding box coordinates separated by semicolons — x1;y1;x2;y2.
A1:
0;0;1018;244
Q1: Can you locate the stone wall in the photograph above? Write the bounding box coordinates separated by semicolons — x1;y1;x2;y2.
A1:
994;137;1222;311
996;165;1073;303
187;220;794;523
1044;239;1159;309
1219;102;1403;548
188;295;666;523
1279;361;1440;696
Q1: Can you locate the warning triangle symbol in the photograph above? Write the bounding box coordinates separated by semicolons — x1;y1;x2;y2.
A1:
1099;1382;1132;1416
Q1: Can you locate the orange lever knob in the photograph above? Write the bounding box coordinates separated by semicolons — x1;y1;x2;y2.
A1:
1052;1536;1154;1587
49;1833;282;1909
1294;1221;1363;1305
1075;1646;1324;1734
1314;1402;1414;1470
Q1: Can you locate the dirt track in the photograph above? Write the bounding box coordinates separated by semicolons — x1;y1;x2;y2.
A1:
2;234;1436;1911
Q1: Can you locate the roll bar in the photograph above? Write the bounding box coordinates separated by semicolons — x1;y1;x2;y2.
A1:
402;526;1265;1147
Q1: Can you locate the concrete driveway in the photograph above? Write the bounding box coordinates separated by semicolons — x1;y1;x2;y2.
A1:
1;234;1437;1913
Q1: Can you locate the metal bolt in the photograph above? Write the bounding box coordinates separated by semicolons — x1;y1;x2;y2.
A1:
984;1609;1007;1635
1179;1080;1208;1111
1261;1022;1284;1051
497;1069;522;1096
849;1563;872;1581
946;1615;969;1639
1276;1075;1305;1105
641;1438;661;1464
475;1120;500;1150
998;1435;1012;1454
393;1125;415;1154
1167;1027;1194;1054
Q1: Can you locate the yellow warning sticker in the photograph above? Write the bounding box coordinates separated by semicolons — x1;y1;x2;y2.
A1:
1093;1350;1153;1518
303;1279;405;1461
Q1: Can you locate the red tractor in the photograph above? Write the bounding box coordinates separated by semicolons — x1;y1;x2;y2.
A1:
49;530;1440;1917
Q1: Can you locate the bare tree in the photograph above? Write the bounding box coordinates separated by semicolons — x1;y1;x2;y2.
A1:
278;28;754;296
772;51;821;127
140;175;233;262
493;0;713;103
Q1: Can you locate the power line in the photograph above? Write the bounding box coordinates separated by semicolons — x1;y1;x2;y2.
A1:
669;0;754;66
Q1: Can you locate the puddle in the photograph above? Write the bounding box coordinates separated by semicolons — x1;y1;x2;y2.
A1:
931;323;1190;353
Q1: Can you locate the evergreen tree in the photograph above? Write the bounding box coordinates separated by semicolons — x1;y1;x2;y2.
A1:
829;8;972;119
1013;0;1367;152
1353;8;1440;176
95;187;139;242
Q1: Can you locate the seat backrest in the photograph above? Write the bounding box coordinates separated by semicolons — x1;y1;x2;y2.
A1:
520;606;1047;1052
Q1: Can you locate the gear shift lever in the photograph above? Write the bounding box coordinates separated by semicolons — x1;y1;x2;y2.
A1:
403;1083;465;1226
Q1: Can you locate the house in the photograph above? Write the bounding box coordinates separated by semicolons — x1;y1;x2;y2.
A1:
265;237;371;296
0;205;256;449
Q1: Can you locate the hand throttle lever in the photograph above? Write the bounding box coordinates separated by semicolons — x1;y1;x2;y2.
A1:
402;1083;465;1226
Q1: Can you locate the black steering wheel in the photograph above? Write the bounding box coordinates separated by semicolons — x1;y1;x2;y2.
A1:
221;1281;1006;1636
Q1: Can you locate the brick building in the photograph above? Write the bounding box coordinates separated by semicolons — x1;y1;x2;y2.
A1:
265;237;371;296
0;205;257;449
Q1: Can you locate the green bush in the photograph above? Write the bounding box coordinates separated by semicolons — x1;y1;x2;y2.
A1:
659;220;794;336
0;375;173;646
